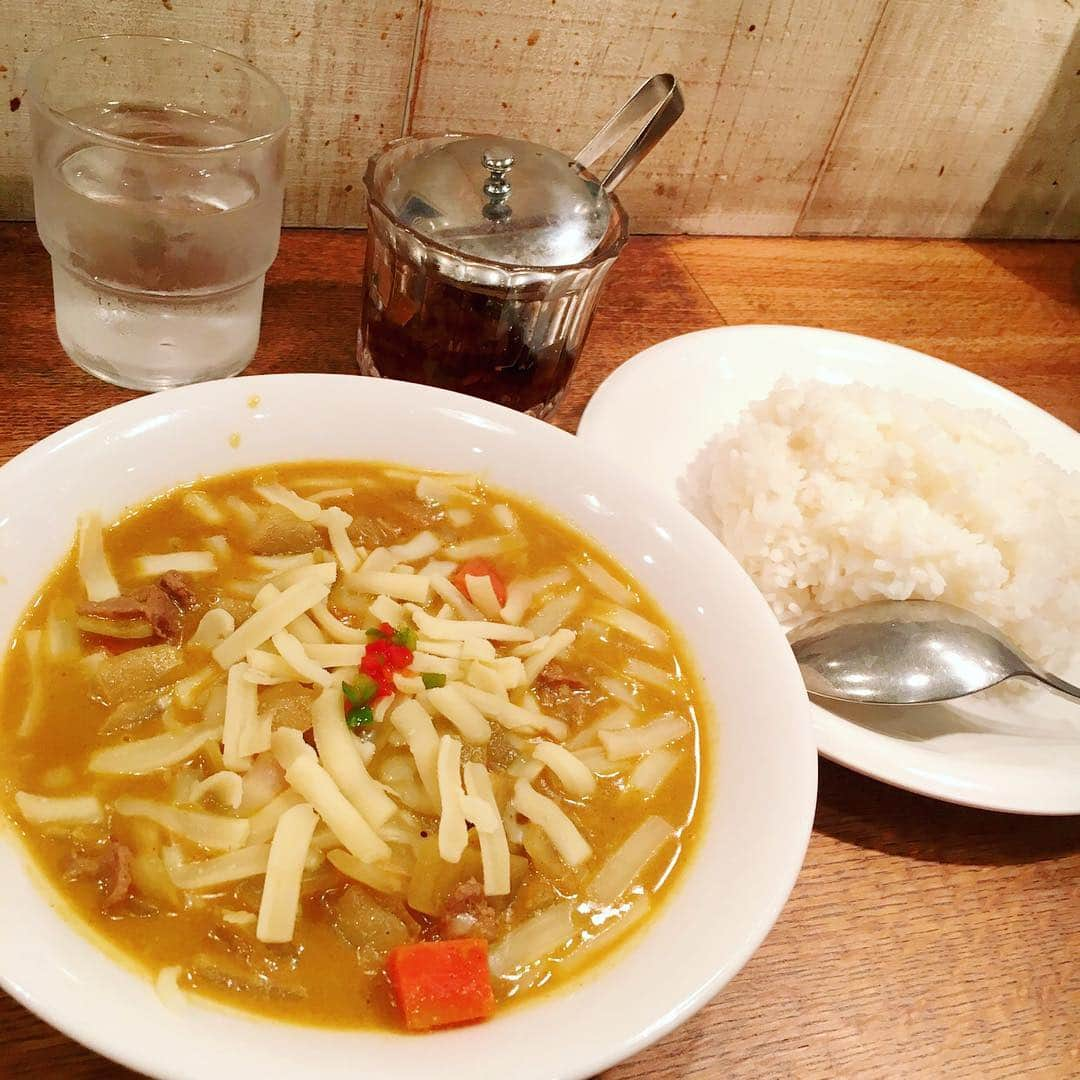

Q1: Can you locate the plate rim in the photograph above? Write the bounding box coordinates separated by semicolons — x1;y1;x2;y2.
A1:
579;323;1080;446
577;323;1080;816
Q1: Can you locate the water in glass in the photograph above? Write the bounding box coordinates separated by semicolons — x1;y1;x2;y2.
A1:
30;38;288;391
34;104;282;390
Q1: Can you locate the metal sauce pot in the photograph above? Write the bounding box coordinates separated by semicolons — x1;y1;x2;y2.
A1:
358;74;683;417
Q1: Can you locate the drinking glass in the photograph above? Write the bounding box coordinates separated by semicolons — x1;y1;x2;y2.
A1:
28;36;289;390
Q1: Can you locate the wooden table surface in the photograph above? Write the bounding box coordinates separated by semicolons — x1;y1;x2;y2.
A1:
0;223;1077;1078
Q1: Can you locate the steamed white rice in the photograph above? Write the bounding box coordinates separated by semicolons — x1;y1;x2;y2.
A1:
700;380;1080;675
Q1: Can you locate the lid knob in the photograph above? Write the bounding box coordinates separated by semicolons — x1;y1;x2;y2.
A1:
481;147;514;221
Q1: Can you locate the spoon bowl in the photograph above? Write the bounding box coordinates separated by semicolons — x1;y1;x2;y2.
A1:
788;600;1080;705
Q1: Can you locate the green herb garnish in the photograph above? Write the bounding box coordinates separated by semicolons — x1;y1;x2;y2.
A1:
421;672;447;689
342;675;378;707
345;704;374;729
394;626;418;650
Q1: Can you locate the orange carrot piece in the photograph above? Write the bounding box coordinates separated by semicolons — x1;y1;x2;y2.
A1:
386;938;495;1031
451;559;508;608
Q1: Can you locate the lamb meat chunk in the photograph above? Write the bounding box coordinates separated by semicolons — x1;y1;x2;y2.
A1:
534;663;589;693
435;878;502;942
78;572;197;644
65;840;136;911
533;663;596;725
139;585;187;641
158;570;197;609
77;595;146;621
102;842;135;908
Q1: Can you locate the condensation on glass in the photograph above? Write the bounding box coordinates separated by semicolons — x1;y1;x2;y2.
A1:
29;36;289;391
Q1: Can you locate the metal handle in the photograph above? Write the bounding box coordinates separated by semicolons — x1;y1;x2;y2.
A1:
571;73;684;193
1026;668;1080;703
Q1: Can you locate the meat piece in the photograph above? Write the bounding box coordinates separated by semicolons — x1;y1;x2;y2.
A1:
102;842;135;908
65;840;136;910
140;585;187;641
436;878;502;942
534;664;589;693
78;572;197;644
533;664;596;726
78;595;146;621
158;570;197;609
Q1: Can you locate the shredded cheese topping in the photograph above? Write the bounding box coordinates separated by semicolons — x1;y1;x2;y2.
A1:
19;469;699;975
256;802;318;943
77;512;119;602
436;735;468;863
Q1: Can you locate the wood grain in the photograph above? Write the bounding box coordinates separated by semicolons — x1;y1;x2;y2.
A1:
0;0;418;225
1;1;1078;236
669;236;1080;430
405;0;886;235
798;0;1080;238
0;223;1078;1078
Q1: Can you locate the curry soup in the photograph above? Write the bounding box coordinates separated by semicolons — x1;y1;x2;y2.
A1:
0;462;707;1032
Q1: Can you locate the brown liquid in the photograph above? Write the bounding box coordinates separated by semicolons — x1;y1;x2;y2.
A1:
359;211;613;418
0;461;707;1030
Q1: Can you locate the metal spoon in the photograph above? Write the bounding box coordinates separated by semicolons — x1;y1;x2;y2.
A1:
787;600;1080;705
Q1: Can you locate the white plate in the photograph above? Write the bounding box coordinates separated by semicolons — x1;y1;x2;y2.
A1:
0;374;816;1079
578;325;1080;816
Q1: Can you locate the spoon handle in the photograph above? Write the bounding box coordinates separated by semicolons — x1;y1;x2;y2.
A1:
1027;669;1080;703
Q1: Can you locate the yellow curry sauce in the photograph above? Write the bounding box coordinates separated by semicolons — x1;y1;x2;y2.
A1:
0;463;707;1029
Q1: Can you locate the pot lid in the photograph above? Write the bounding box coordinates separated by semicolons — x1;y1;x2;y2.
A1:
366;134;616;269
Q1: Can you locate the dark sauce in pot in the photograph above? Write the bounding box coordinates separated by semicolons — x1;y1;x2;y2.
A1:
358;210;614;418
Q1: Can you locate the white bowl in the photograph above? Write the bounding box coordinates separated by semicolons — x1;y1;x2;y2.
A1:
0;375;816;1080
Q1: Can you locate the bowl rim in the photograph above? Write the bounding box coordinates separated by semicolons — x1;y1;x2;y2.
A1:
0;374;817;1079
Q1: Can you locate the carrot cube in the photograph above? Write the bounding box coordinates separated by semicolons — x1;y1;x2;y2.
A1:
386;938;495;1031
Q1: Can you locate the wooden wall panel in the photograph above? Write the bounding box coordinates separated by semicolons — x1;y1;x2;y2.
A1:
405;0;887;235
0;0;1077;236
970;25;1080;239
0;0;418;225
798;0;1079;237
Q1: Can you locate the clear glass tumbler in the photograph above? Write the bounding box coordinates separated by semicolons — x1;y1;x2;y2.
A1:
28;36;289;390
